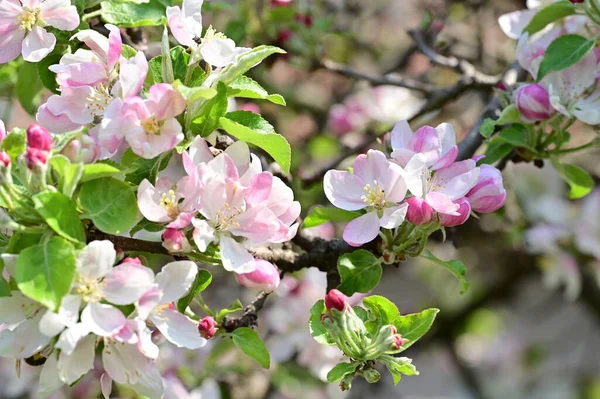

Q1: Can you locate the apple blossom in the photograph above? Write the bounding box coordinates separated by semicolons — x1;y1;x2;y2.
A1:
138;176;198;228
467;165;507;213
0;0;79;64
162;228;192;252
515;83;553;122
324;149;409;246
235;259;281;292
405;196;434;225
438;197;471;227
198;316;218;339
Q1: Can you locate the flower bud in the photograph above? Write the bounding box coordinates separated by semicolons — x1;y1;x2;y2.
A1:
406;197;434;225
238;103;261;114
430;20;444;35
360;368;381;384
26;124;52;151
122;257;142;265
276;29;293;44
325;289;348;312
438;197;471;227
495;80;508;92
0;120;6;143
162;228;191;253
0;151;10;168
62;135;98;164
198;316;218;339
514;83;553;122
271;0;292;6
571;0;584;3
25;147;49;168
235;259;281;293
390;334;408;350
467;165;506;213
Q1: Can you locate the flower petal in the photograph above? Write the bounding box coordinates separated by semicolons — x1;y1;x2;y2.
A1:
102;341;152;385
57;333;96;385
154;260;197;303
101;374;113;399
55;323;90;356
0;312;51;358
342;211;380;247
201;38;236;67
0;26;25;64
323;170;366;211
81;303;126;337
38;353;63;398
22;26;56;62
425;191;460;215
150;308;207;349
77;240;116;279
119;52;148;99
130;363;165;399
39;294;82;337
191;218;216;252
379;203;409;229
39;0;79;31
167;6;196;47
103;262;155;305
219;236;255;273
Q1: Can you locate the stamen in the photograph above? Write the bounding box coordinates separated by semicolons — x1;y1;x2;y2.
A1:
75;276;105;303
361;182;386;209
17;7;40;32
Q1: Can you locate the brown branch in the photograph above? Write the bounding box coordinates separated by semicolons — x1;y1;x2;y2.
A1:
223;291;271;331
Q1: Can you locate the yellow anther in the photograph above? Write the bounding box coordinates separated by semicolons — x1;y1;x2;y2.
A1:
17;7;40;32
141;115;162;135
75;276;105;303
361;182;386;209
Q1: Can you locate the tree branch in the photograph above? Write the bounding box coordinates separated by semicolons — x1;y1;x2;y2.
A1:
223;291;271;331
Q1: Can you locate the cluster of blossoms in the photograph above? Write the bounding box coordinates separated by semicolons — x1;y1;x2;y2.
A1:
325;120;506;247
0;241;205;398
499;0;600;124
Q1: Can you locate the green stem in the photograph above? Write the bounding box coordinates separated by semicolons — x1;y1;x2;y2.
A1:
553;140;598;154
82;10;102;21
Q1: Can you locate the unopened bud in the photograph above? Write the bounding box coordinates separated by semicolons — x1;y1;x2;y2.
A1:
514;83;553;122
360;368;381;384
271;0;292;6
25;147;48;168
391;334;408;350
467;165;506;213
495;80;508;92
325;289;348;312
406;197;434;225
0;120;6;143
62;135;98;164
26;124;52;151
235;259;281;293
162;228;191;253
430;19;444;35
439;197;471;227
0;151;10;168
122;257;142;265
276;29;293;44
198;316;218;339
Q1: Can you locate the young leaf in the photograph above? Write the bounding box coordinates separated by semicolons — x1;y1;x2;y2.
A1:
121;149;172;185
15;236;76;311
550;157;594;199
537;34;595;81
100;0;168;27
497;126;536;151
32;191;86;244
0;259;11;297
217;299;243;320
78;177;138;234
148;46;206;86
309;300;335;345
177;270;212;313
422;250;469;294
219;111;291;174
303;206;361;228
17;61;44;115
523;1;576;35
495;104;523;126
192;82;229;137
384;356;419;385
173;81;217;103
50;155;84;198
231;327;271;368
363;295;400;326
327;362;359;383
80;163;122;182
227;76;286;106
215;45;286;86
391;308;439;351
480;137;513;165
337;250;382;295
1;129;26;161
479;118;496;139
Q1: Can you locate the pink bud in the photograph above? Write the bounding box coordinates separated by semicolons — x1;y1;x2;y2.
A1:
0;151;10;167
438;197;471;227
406;197;434;225
325;289;348;312
238;103;261;114
271;0;292;6
467;165;506;213
570;0;584;3
0;120;6;143
236;259;281;293
303;14;313;27
122;257;142;265
25;147;48;168
430;20;444;35
391;334;408;350
328;104;355;135
162;228;190;253
515;83;553;122
495;80;508;92
62;135;98;164
26;124;52;151
198;316;218;339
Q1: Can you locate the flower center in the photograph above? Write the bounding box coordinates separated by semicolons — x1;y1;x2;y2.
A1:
153;302;175;316
141;115;162;135
160;189;179;219
426;173;447;193
202;26;228;44
75;276;104;303
214;202;243;230
86;84;112;117
18;7;40;32
361;181;386;209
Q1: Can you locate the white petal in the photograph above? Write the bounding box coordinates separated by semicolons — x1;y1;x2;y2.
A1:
130;363;165;399
150;308;206;349
22;26;56;62
57;334;96;385
0;312;51;358
155;261;197;303
380;203;409;229
77;240;116;279
102;341;152;384
102;263;155;305
136;284;163;321
38;353;63;398
192;218;216;252
201;38;236;67
81;303;126;337
219;236;255;273
39;295;82;337
0;292;39;324
55;323;90;356
101;373;113;399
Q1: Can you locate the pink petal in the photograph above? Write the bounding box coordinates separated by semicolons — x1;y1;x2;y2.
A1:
390;120;412;150
0;25;25;64
136;285;162;321
407;125;441;164
81;303;126;337
137;179;171;223
102;263;155;305
154;260;197;303
379;203;408;229
39;0;79;31
439;197;471;227
323;170;367;211
231;206;281;243
245;172;273;207
93;99;126;158
353;149;389;184
166;212;194;229
431;145;458;170
56;62;107;87
105;24;122;71
342;211;380;247
22;26;56;62
149;83;186;120
425;191;460;215
382;162;407;203
183;136;213;175
45;87;95;125
150;308;206;349
119;52;148;99
167;6;195;46
72;29;109;65
219;236;255;273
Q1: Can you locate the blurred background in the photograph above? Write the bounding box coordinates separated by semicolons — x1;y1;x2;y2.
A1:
1;0;600;398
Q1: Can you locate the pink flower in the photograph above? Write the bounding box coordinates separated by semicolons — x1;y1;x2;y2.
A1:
438;197;471;227
198;316;217;339
235;259;281;292
324;149;408;246
390;120;458;171
121;84;186;159
0;0;79;64
26;123;52;151
166;0;204;48
467;165;506;213
401;154;480;218
162;228;192;253
325;289;348;312
0;151;10;167
405;196;433;225
515;83;553;122
137;176;198;228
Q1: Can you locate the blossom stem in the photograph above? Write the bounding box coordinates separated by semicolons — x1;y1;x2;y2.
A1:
82;10;102;21
554;140;597;154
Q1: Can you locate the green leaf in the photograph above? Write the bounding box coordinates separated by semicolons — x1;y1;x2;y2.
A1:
384;357;419;385
309;300;335;345
337;250;382;295
217;299;243;320
497;126;536;151
37;50;62;94
6;231;44;254
479;118;496;139
173;81;217;103
121;149;172;185
481;137;513;165
192;82;229;137
215;45;286;86
523;1;576;35
227;76;286;105
78;177;138;234
537;34;595;81
0;259;11;297
391;308;439;351
15;237;76;311
177;270;212;313
1;129;26;161
231;327;271;368
130;218;166;236
363;295;400;332
422;250;469;293
148;46;206;86
80;163;122;182
50;155;84;198
327;362;358;383
219;111;291;174
303;206;361;228
495;104;523;126
32;191;86;244
100;0;168;27
17;62;44;115
550;157;594;199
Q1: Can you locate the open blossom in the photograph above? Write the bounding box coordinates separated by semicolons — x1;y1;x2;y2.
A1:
467;165;506;213
324;149;408;246
138;176;198;228
0;0;79;64
390;120;458;171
